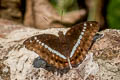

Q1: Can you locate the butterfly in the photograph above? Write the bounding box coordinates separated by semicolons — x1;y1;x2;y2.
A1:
23;21;99;69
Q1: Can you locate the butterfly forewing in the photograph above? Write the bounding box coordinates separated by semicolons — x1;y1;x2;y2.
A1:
23;21;99;69
24;34;69;69
67;21;99;65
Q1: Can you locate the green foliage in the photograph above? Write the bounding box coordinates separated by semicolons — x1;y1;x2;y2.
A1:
107;0;120;29
50;0;79;15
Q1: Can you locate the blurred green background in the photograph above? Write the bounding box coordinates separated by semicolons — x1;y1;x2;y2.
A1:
0;0;120;29
107;0;120;29
50;0;120;29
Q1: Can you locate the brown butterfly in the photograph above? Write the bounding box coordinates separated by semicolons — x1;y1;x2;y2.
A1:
23;21;99;69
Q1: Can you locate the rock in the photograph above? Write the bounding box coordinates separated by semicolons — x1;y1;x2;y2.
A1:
0;23;120;80
91;29;120;80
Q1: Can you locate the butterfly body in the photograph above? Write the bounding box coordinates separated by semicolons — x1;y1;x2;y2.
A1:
24;21;99;69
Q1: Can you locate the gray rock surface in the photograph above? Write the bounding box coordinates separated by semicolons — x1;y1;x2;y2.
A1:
0;24;120;80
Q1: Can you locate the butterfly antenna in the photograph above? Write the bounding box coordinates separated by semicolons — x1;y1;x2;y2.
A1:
67;58;72;69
